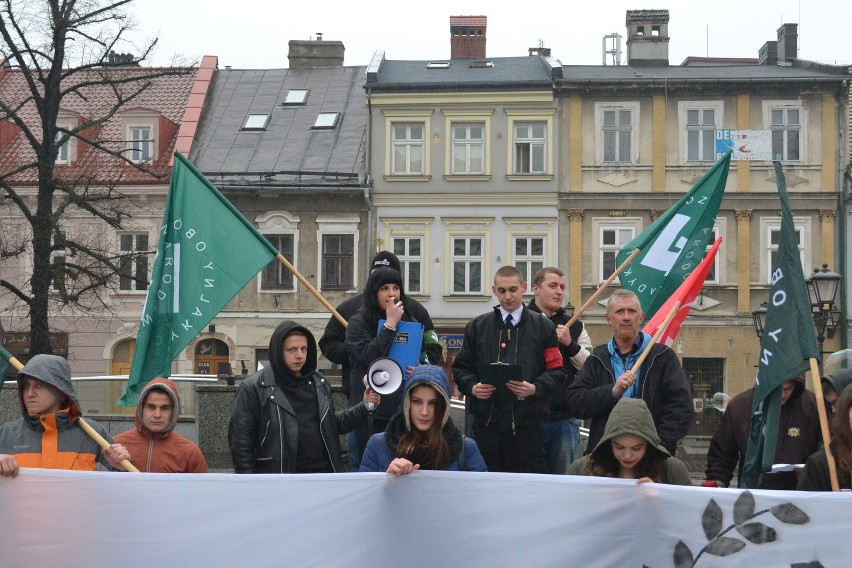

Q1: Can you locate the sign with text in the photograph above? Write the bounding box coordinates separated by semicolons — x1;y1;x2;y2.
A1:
715;129;772;161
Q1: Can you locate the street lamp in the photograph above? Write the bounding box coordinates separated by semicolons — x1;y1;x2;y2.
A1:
564;301;575;319
751;301;768;339
806;264;842;359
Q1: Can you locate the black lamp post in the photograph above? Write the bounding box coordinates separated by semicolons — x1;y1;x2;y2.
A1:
807;264;842;359
564;301;575;319
751;301;768;339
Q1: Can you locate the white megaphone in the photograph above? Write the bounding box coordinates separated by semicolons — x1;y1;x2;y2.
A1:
362;358;404;411
711;392;731;412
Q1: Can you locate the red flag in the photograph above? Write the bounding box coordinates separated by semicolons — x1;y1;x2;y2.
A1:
642;237;722;346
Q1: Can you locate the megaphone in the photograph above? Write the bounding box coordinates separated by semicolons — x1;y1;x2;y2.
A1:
711;392;731;412
363;357;404;399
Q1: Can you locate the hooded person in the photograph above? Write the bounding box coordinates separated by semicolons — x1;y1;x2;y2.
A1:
228;321;379;473
114;378;208;473
0;354;130;477
703;374;819;489
359;365;486;474
821;369;852;420
567;397;692;485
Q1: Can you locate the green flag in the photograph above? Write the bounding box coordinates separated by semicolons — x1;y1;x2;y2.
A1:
616;152;731;321
740;162;819;488
119;152;278;406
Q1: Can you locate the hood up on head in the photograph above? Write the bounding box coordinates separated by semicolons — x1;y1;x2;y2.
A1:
135;377;181;437
268;320;317;386
402;365;452;432
822;369;852;397
591;397;670;460
16;354;80;419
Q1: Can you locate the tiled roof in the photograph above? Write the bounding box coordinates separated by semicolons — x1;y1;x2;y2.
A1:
367;56;556;89
0;65;198;185
189;66;367;187
558;63;849;85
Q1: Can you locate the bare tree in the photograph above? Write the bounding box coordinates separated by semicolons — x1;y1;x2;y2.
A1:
0;0;192;355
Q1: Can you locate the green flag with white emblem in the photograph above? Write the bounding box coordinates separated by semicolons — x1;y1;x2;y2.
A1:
119;152;277;406
740;162;819;488
615;152;731;321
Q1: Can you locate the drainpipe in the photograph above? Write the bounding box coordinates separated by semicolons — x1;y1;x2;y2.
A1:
839;80;850;350
363;86;375;282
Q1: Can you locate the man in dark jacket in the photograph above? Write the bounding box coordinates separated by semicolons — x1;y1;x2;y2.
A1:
528;267;591;474
703;374;820;490
452;265;566;473
566;289;692;456
228;321;379;473
318;251;441;470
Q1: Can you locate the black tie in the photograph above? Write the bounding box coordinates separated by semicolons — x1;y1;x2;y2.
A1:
505;313;514;329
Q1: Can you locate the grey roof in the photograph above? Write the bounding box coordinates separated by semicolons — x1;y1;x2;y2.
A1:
558;63;849;87
189;66;367;187
366;56;558;91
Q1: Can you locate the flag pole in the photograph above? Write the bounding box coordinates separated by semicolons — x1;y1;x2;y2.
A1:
276;253;347;328
3;354;140;473
566;248;641;327
809;357;839;492
630;301;681;372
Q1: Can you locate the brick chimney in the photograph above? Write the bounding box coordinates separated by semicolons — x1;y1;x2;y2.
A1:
625;9;670;66
450;15;486;59
288;36;345;69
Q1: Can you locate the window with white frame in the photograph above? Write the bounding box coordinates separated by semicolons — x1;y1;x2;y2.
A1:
55;132;70;163
452;237;483;294
283;89;308;105
513;236;545;285
392;124;424;175
705;227;721;284
49;230;67;293
452;123;484;175
392;236;423;295
129;126;153;163
513;123;546;174
261;234;295;290
769;104;801;161
681;102;721;162
765;220;808;283
321;234;354;290
599;223;636;281
118;233;149;291
602;108;633;164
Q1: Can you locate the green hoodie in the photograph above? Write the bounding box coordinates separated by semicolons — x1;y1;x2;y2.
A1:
567;398;692;485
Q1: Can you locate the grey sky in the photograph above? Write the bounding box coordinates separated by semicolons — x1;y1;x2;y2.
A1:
129;0;849;69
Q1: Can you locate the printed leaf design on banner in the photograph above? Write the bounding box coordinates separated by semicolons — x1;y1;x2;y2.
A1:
735;522;778;544
770;502;810;525
733;491;755;525
673;541;694;568
704;536;746;557
701;499;724;539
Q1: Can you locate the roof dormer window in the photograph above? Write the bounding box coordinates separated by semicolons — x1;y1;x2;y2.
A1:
129;126;153;163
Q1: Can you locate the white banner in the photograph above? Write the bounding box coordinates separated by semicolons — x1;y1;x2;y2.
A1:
1;469;850;567
715;129;773;161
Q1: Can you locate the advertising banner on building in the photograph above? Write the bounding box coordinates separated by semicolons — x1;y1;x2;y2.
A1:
715;129;773;161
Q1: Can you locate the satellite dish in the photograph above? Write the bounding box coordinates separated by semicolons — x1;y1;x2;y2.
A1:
711;392;730;412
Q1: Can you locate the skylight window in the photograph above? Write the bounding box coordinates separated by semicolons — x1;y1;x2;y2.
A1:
283;89;308;105
313;112;340;129
427;62;450;69
243;114;269;130
469;60;494;69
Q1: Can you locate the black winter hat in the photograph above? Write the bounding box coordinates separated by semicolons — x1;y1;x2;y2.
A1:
371;251;401;273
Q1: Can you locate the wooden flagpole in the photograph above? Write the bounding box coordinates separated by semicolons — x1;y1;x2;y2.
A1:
276;253;347;327
629;301;681;372
809;357;840;491
566;248;641;327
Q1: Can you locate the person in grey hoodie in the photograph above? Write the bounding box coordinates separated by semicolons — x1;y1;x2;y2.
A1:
567;397;692;485
0;354;130;478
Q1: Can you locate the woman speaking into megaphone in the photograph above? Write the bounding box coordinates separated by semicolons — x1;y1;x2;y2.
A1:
346;267;443;469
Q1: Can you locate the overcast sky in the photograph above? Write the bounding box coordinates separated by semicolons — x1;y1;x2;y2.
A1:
128;0;850;69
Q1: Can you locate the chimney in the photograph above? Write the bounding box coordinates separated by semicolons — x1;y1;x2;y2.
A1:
450;15;487;59
776;23;797;63
758;41;777;65
288;36;345;69
625;9;670;66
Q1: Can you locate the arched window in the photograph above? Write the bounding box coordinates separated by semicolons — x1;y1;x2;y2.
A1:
195;338;230;375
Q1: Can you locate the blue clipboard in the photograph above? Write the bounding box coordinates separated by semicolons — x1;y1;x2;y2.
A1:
378;319;424;371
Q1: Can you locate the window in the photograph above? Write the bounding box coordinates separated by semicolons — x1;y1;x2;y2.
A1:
705;227;720;284
600;225;635;281
602;108;633;164
685;108;717;162
261;234;294;290
514;236;544;285
392;236;423;295
322;234;354;290
427;62;450;69
770;106;801;161
313;112;340;129
392;124;424;175
768;226;804;283
469;60;493;68
452;123;484;175
514;123;546;174
761;215;809;284
129;127;152;163
118;233;149;292
49;230;67;294
283;89;308;105
452;237;483;294
243;114;269;130
56;132;70;163
195;339;230;375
